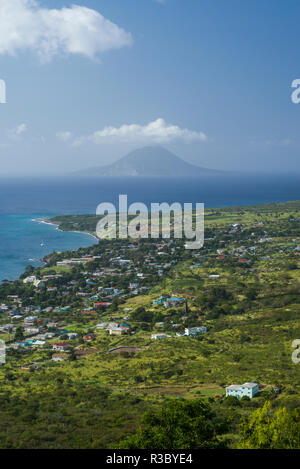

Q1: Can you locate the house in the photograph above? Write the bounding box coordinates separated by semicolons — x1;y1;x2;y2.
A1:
52;343;69;352
108;327;123;336
151;334;167;340
45;332;56;339
94;302;111;308
164;297;186;308
120;322;131;332
83;333;96;341
66;333;78;340
118;259;131;266
155;322;164;328
23;276;37;284
24;315;38;325
152;295;168;305
185;327;207;336
32;340;46;347
56;306;70;313
52;353;69;362
47;322;57;328
24;327;40;335
34;280;45;288
96;323;108;329
107;323;119;329
226;382;259;399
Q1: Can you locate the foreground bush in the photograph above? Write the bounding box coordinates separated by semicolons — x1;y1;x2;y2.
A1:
116;399;229;449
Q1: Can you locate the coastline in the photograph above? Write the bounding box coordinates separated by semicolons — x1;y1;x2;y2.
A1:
0;216;99;283
33;217;99;243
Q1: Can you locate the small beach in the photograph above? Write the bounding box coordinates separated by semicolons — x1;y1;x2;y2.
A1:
33;217;99;242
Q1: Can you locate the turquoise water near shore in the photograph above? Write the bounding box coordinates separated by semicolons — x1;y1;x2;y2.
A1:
0;215;97;282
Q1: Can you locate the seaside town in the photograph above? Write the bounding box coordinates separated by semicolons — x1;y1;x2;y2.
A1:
0;202;299;448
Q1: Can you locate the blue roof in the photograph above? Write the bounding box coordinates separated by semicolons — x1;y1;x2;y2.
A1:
167;297;185;302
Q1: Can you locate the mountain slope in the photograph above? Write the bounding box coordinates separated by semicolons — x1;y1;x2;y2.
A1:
76;146;222;177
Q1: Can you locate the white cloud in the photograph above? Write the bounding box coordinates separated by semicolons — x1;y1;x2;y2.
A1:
0;0;133;62
16;123;27;134
74;118;207;146
8;123;27;140
56;131;72;142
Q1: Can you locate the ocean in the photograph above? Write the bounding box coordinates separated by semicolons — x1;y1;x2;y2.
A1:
0;173;300;281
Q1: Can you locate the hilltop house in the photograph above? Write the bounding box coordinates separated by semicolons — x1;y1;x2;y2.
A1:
226;382;259;399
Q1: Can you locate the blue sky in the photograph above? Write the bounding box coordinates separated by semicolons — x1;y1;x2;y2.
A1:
0;0;300;175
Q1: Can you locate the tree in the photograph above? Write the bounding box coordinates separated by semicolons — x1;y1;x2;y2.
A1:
238;401;300;449
15;326;25;342
131;307;154;323
69;349;77;361
116;399;229;449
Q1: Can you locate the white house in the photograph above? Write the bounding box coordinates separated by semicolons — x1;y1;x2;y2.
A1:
151;334;167;340
67;333;78;340
24;316;38;325
226;382;259;399
32;340;46;347
24;327;40;335
96;323;108;329
23;276;37;284
185;327;207;336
